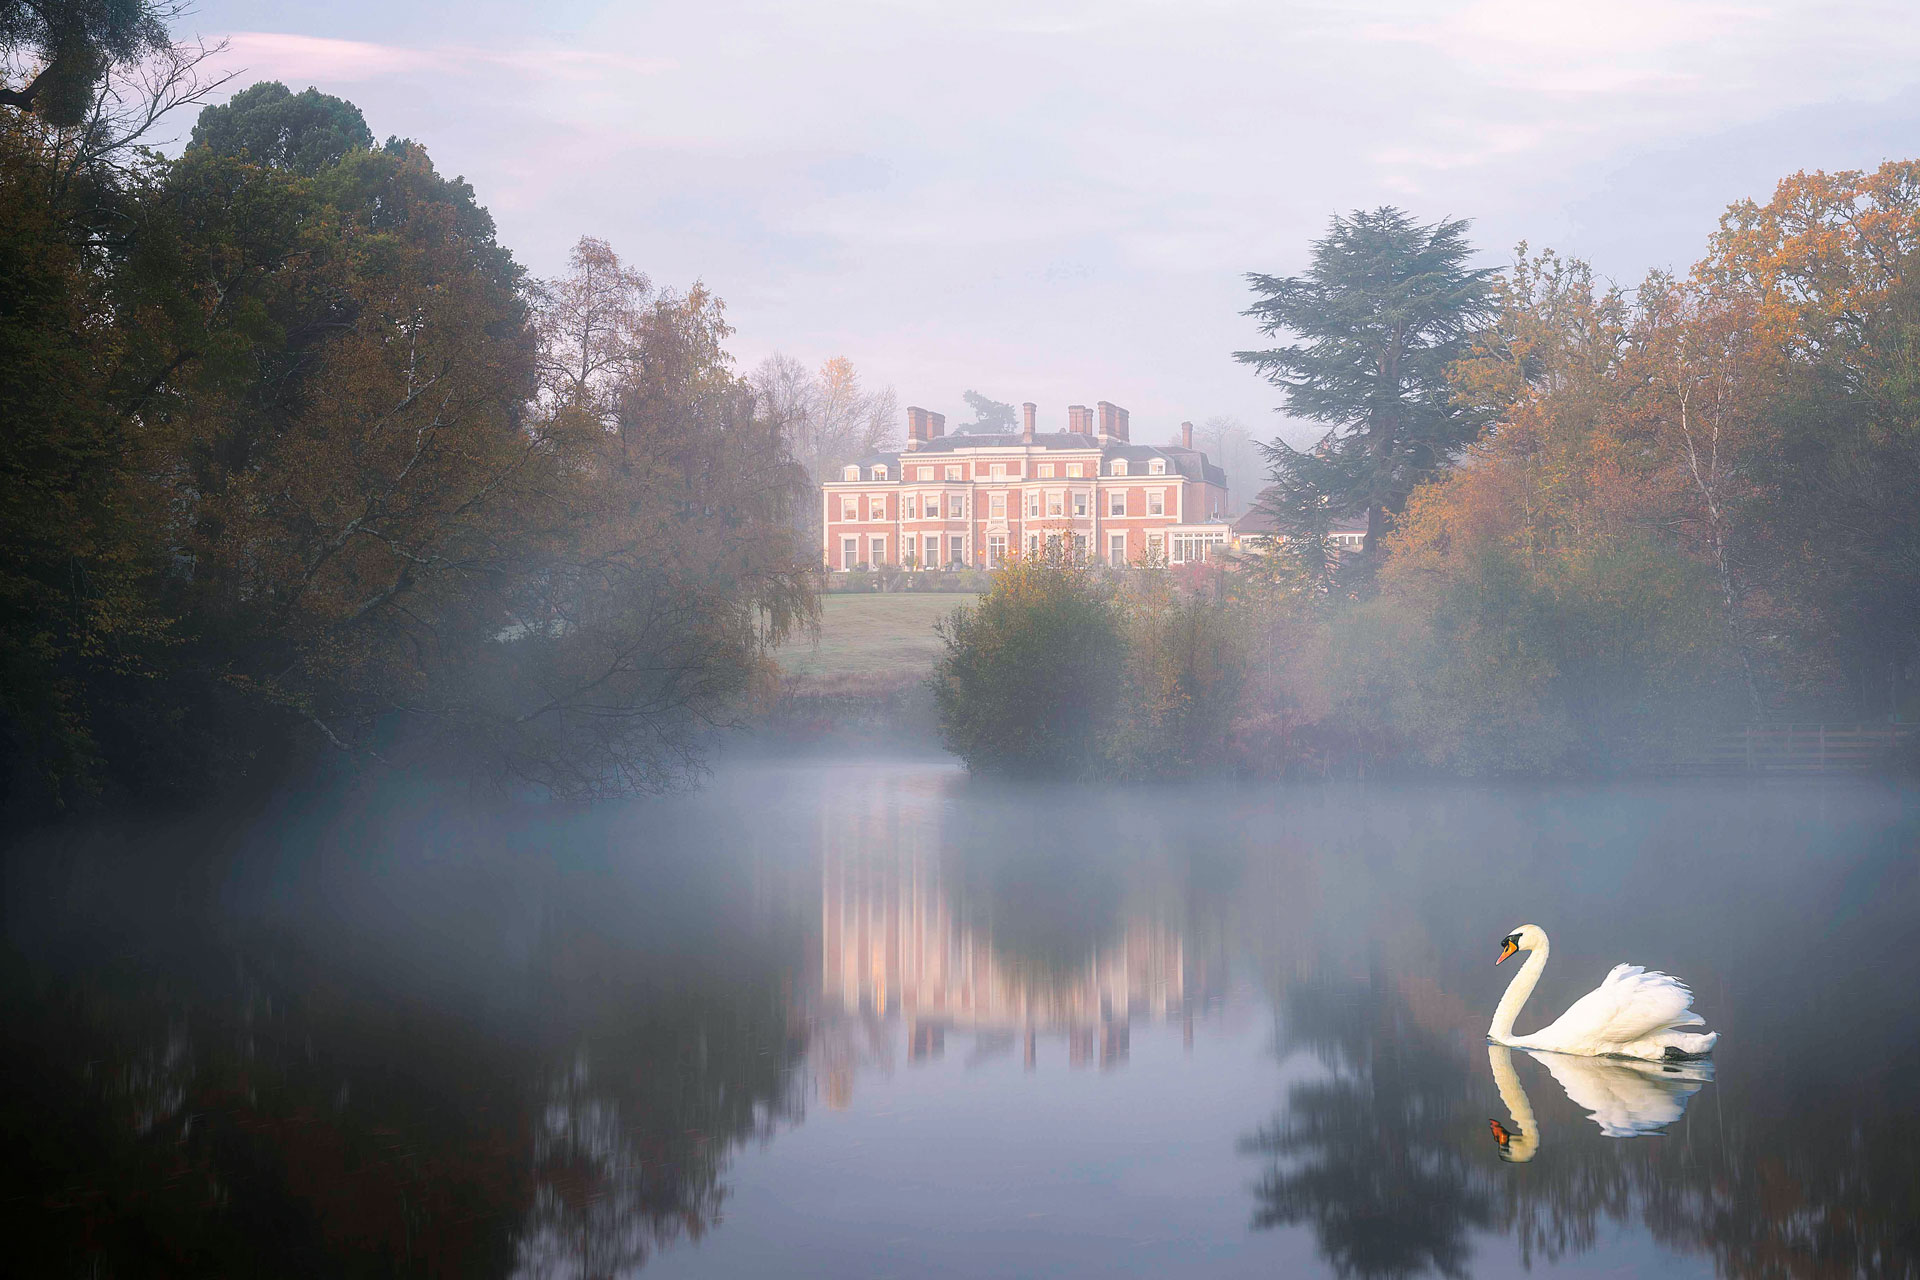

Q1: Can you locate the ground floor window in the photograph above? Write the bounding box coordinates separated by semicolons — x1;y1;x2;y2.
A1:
1072;533;1086;557
870;535;886;565
904;534;917;566
841;537;858;569
987;534;1006;566
1169;533;1224;564
1109;532;1127;565
1146;532;1164;563
925;539;939;567
949;534;965;566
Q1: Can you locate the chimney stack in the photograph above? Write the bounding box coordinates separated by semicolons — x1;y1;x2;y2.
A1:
1096;401;1117;444
1115;407;1129;442
1068;404;1091;436
1181;420;1193;450
1022;401;1036;443
928;411;945;439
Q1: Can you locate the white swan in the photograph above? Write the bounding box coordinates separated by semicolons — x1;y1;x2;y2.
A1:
1490;924;1717;1060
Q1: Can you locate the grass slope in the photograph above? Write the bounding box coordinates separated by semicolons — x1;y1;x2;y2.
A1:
777;592;977;690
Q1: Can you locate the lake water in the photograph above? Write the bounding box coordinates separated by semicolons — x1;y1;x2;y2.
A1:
4;758;1917;1278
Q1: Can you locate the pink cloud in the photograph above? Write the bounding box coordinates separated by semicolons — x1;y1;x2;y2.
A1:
220;32;675;87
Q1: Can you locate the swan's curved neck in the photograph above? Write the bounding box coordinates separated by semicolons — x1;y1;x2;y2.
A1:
1490;936;1549;1043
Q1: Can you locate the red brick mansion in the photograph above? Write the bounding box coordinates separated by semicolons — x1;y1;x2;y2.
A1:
821;401;1231;571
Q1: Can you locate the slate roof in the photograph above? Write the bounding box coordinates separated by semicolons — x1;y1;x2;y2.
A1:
847;432;1227;488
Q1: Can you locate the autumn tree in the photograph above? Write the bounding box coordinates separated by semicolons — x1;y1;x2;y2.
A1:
1237;208;1494;562
1704;162;1920;720
747;352;896;485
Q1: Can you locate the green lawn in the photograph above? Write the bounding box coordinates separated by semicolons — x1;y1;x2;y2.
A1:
777;592;977;687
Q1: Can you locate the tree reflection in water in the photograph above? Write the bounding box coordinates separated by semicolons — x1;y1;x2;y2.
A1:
0;802;811;1279
1240;974;1493;1279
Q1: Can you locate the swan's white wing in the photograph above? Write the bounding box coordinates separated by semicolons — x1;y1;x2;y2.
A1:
1528;1050;1706;1136
1536;964;1702;1053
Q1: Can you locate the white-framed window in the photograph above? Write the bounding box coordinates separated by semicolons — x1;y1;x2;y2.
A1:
1072;491;1088;517
1148;489;1165;516
1170;533;1225;565
1110;459;1128;476
904;534;917;565
991;463;1006;479
925;494;940;519
1146;532;1164;561
1067;462;1083;478
990;492;1006;519
1109;532;1127;565
1027;491;1040;518
869;496;885;520
1149;458;1166;475
949;534;965;565
1038;463;1054;478
925;538;939;566
918;466;933;481
843;465;859;480
1026;533;1040;554
1046;491;1064;517
841;536;858;569
905;494;918;519
871;535;886;565
872;464;888;480
1073;533;1087;556
945;465;962;481
1109;489;1126;517
842;497;857;521
987;534;1006;565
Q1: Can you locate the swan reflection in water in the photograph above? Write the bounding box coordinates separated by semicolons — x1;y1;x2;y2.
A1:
1487;1043;1713;1162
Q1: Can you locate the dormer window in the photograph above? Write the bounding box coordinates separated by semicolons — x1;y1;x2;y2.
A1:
1149;458;1166;475
1110;459;1128;476
843;465;860;481
872;465;888;480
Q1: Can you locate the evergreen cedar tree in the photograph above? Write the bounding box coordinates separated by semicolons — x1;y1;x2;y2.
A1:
1236;207;1494;561
960;390;1017;433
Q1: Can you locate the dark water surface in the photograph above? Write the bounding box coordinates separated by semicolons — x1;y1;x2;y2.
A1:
5;760;1917;1278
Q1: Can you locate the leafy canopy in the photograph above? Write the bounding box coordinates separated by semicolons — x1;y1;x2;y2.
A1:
188;80;373;175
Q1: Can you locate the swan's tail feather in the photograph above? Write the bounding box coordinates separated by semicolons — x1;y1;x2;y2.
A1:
1662;1031;1717;1058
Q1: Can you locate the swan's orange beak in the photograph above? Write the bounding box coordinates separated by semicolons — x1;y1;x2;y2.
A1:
1489;1119;1512;1148
1496;939;1518;965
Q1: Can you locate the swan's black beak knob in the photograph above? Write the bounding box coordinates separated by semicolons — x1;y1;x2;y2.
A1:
1496;939;1518;964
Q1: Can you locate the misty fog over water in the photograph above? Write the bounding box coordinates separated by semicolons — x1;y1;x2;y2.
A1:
4;758;1915;1278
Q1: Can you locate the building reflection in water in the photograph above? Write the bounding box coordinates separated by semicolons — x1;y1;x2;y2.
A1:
811;784;1214;1109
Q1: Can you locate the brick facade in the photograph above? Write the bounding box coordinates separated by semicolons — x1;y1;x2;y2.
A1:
822;402;1232;571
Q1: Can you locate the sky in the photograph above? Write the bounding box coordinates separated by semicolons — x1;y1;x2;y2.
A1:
172;0;1920;450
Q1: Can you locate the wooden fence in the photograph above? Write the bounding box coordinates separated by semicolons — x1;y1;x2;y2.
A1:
1666;725;1913;776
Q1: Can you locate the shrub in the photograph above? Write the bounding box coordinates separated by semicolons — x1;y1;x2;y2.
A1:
930;544;1122;778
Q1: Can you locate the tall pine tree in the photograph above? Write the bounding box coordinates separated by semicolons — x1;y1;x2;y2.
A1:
1236;208;1493;562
